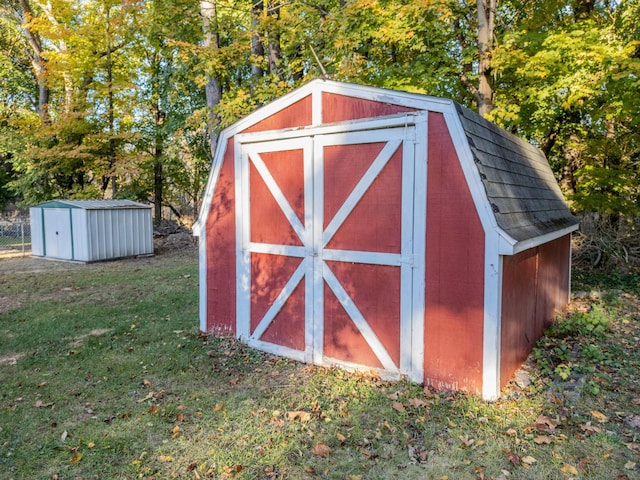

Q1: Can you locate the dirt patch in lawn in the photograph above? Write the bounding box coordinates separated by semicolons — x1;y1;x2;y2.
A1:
0;232;198;314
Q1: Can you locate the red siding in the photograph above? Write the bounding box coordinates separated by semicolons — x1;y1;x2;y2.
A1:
243;95;312;133
322;92;417;123
500;249;538;386
500;235;571;387
424;112;485;394
205;139;236;334
324;142;402;253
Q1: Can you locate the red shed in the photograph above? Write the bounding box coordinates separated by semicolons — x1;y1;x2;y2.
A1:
193;80;579;400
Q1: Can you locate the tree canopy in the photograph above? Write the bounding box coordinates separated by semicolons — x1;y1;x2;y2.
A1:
0;0;638;222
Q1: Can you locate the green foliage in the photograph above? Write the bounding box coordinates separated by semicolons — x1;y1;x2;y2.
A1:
1;0;639;219
547;305;610;339
490;2;640;216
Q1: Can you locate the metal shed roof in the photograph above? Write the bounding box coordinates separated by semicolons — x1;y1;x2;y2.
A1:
454;103;579;243
33;199;151;210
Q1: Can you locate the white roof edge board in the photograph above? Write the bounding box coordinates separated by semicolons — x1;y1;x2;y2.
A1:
501;223;580;256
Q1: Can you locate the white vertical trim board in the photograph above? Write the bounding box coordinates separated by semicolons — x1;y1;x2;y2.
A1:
482;236;503;401
235;139;251;340
312;88;322;126
409;113;428;383
199;228;208;332
311;134;325;364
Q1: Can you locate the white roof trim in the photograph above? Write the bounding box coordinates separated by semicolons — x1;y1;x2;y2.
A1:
501;223;579;255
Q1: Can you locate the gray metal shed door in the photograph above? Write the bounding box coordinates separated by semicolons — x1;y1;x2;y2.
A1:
43;208;73;260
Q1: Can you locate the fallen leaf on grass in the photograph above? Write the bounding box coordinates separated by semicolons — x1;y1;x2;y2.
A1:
392;402;405;413
503;448;521;466
287;411;311;422
459;435;475;448
625;442;640;455
624;461;636;470
521;455;536;467
581;421;602;436
560;464;578;475
534;435;552;444
311;442;332;457
533;415;559;433
136;392;154;403
503;428;518;436
70;452;82;464
591;410;609;423
34;400;54;408
158;455;173;462
336;432;347;442
360;447;373;458
408;398;427;408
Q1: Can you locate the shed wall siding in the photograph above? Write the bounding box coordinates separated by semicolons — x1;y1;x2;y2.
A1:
206;138;237;335
424;112;485;393
243;96;313;133
29;207;44;256
321;92;417;123
500;234;571;387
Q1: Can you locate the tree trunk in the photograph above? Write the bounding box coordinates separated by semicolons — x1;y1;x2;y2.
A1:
18;0;50;123
267;1;282;79
36;0;74;113
154;132;163;224
251;0;265;78
200;0;223;158
106;5;117;196
476;0;495;117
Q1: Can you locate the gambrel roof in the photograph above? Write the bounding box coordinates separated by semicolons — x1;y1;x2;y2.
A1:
454;103;579;243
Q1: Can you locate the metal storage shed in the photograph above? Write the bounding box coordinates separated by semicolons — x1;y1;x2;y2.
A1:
193;80;579;400
30;199;153;262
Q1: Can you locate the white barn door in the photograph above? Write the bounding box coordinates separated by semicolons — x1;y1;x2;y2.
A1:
235;119;425;381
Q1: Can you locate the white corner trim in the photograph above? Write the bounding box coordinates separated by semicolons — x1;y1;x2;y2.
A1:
482;235;503;401
198;228;208;332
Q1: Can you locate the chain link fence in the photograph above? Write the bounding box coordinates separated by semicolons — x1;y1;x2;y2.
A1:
0;215;31;255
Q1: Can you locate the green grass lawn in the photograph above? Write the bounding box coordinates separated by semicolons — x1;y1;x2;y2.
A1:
0;249;638;479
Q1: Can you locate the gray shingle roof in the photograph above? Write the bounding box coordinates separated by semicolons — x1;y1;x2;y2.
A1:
454;103;579;242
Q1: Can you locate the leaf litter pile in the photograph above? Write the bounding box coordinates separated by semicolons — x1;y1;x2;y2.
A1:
0;250;638;479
